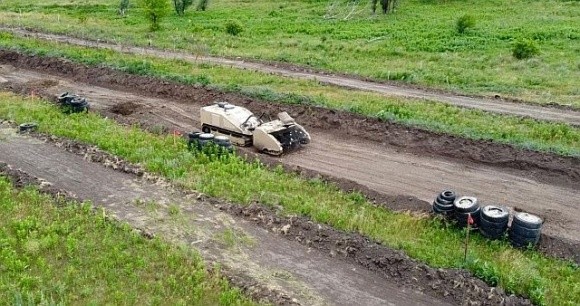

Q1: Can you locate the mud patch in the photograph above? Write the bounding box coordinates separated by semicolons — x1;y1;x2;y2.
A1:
0;50;578;190
110;101;140;116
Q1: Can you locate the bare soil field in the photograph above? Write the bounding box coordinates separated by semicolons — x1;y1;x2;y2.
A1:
0;123;536;305
3;27;580;126
0;53;578;264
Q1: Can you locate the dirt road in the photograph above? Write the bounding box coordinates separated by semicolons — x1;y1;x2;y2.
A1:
0;125;457;306
3;27;580;126
1;64;578;246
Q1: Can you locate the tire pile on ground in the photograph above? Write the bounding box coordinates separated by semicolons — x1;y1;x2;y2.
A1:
432;190;543;248
187;131;233;153
57;92;90;113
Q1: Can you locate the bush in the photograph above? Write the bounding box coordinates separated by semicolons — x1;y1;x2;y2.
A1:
118;0;130;16
456;14;475;34
197;0;209;11
141;0;169;31
225;21;243;36
173;0;193;16
512;39;539;60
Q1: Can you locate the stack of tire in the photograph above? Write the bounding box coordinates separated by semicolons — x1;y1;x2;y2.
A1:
188;132;233;153
58;92;90;113
508;212;543;248
478;205;509;239
453;196;481;228
431;190;456;216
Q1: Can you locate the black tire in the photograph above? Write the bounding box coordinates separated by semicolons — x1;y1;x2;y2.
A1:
432;202;454;213
433;199;454;210
439;190;456;202
436;195;454;205
18;122;37;132
479;215;508;230
512;212;543;229
509;224;541;238
509;231;540;248
432;204;453;216
202;125;211;133
454;196;479;213
480;205;509;223
479;227;506;239
454;207;481;227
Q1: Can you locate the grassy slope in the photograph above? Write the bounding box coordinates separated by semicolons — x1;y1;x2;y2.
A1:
0;177;256;305
0;92;577;305
0;0;578;106
1;32;579;157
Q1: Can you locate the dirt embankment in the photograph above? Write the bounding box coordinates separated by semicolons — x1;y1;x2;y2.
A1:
1;50;578;189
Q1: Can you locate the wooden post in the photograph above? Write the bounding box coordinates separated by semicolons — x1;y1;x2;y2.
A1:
463;213;473;263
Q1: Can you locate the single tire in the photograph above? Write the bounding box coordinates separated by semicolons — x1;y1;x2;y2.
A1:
432;202;454;213
439;190;456;202
512;212;543;229
509;231;540;248
454;207;481;227
479;215;508;230
432;204;453;216
433;199;454;210
509;224;541;238
18;122;38;132
479;227;506;239
436;195;454;205
454;196;479;213
480;205;509;223
201;125;211;133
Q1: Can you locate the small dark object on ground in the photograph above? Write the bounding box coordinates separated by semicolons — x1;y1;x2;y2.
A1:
18;122;37;133
57;92;90;113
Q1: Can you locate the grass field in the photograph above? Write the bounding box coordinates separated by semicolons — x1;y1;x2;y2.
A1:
0;176;256;305
0;0;578;106
2;32;579;157
0;92;578;305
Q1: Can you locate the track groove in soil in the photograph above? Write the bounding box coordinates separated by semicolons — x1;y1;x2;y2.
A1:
0;124;531;305
2;27;580;126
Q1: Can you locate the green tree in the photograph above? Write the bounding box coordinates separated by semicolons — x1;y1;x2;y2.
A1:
141;0;169;31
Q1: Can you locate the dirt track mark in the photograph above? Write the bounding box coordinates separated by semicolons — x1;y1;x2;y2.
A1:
1;64;579;257
3;27;580;126
0;125;460;306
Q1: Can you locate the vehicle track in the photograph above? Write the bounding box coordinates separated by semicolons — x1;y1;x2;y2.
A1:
3;27;580;126
1;65;578;246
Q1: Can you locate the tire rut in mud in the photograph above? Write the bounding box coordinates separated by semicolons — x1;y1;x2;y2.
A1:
0;49;578;190
0;130;533;305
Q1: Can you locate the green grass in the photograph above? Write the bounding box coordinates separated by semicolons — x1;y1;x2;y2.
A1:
0;0;578;106
0;176;257;305
0;92;578;305
1;32;579;157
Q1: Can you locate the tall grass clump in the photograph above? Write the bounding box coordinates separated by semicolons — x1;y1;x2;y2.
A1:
456;14;476;34
513;39;540;60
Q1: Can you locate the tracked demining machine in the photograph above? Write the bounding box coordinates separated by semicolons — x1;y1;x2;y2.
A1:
200;102;310;156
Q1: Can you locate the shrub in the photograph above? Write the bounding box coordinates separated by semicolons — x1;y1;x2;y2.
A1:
456;14;475;34
173;0;193;16
141;0;170;31
119;0;130;16
512;39;539;59
197;0;209;11
225;20;243;36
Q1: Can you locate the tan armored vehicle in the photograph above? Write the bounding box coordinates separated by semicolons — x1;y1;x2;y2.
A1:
200;102;310;155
